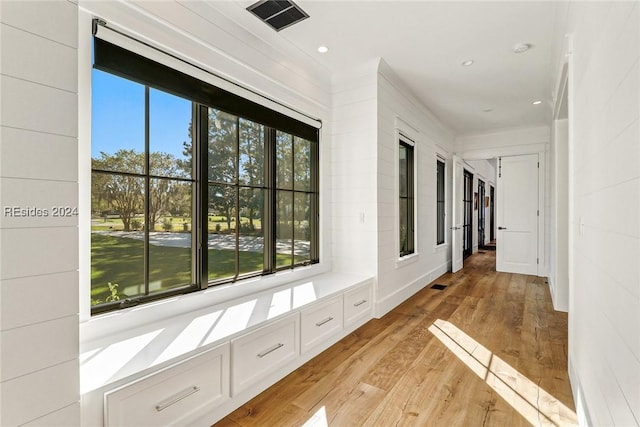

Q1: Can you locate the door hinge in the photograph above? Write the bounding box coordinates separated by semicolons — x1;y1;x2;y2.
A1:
537;258;539;264
537;210;539;216
537;162;540;168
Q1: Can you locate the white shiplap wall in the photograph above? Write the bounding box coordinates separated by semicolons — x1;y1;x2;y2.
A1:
560;2;640;425
330;62;379;276
375;60;455;317
0;1;80;425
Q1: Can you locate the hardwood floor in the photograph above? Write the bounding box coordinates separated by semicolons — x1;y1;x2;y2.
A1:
214;251;576;427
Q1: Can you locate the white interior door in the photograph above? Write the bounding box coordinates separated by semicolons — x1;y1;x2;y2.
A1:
451;155;464;272
496;154;539;275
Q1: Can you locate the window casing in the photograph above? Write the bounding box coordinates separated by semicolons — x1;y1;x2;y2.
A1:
399;140;415;257
91;39;319;314
436;159;446;245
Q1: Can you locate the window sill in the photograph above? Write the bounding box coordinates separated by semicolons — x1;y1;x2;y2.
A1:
79;266;372;394
396;252;419;268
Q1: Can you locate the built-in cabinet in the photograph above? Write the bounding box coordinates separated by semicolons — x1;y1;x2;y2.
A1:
104;345;230;427
88;275;373;426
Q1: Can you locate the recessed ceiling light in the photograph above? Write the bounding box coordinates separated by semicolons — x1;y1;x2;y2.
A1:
317;46;329;54
461;60;474;66
513;43;532;53
532;100;543;105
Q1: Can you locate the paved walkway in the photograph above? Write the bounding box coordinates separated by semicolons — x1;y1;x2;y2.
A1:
94;230;310;256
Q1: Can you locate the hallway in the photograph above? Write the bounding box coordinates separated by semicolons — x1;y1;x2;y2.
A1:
215;251;575;426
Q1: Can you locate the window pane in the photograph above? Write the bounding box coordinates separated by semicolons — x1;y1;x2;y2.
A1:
91;172;145;305
148;179;193;292
293;137;311;191
399;197;408;255
91;70;145;173
238;187;265;275
399;145;407;197
276;131;293;189
276;190;293;268
294;192;310;261
208;108;237;184
150;88;193;179
208;184;237;280
239;119;264;186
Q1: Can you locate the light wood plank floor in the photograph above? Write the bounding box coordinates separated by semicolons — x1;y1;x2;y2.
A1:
215;251;576;427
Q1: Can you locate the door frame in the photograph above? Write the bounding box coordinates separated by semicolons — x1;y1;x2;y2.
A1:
456;149;546;278
451;155;464;272
489;185;495;241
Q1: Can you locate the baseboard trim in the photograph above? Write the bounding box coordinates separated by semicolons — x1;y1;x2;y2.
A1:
547;275;569;312
569;356;593;427
374;262;448;318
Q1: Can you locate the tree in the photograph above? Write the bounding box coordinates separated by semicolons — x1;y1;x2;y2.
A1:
239;119;265;230
208;109;239;231
93;149;144;231
93;149;188;231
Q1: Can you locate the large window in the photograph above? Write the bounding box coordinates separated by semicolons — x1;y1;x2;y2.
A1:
90;39;319;314
399;139;414;257
436;158;446;245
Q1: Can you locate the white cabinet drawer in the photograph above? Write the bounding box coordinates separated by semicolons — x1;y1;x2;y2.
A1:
344;282;372;326
105;343;230;427
300;295;343;354
231;313;299;395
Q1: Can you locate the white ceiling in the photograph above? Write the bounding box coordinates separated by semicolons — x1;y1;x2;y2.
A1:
227;1;563;135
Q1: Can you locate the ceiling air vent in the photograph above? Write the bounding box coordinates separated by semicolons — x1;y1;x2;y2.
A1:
247;0;309;32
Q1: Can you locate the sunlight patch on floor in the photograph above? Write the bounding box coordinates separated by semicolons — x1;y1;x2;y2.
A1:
429;319;577;426
301;406;328;427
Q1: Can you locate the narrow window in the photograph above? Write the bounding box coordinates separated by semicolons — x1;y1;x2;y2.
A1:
399;140;414;257
436;159;446;245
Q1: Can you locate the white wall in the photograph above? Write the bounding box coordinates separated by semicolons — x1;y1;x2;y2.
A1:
456;125;549;159
375;60;455;316
549;118;569;312
556;2;640;425
0;1;81;425
330;62;379;276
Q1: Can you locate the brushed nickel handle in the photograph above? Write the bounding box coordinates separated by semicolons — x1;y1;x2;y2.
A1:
354;300;367;307
498;226;507;230
155;386;200;412
315;317;334;327
257;343;284;358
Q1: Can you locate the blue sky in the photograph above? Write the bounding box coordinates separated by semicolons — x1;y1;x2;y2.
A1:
91;69;191;159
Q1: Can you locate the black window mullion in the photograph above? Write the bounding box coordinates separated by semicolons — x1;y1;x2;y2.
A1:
144;86;150;296
290;135;295;266
310;139;319;262
264;128;276;272
234;116;241;278
198;104;208;289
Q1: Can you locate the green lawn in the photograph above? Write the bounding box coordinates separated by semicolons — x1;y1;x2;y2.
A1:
91;216;261;233
91;234;302;305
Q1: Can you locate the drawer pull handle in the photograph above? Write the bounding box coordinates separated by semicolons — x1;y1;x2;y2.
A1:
155;386;200;412
354;299;367;307
258;343;284;358
315;316;334;327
